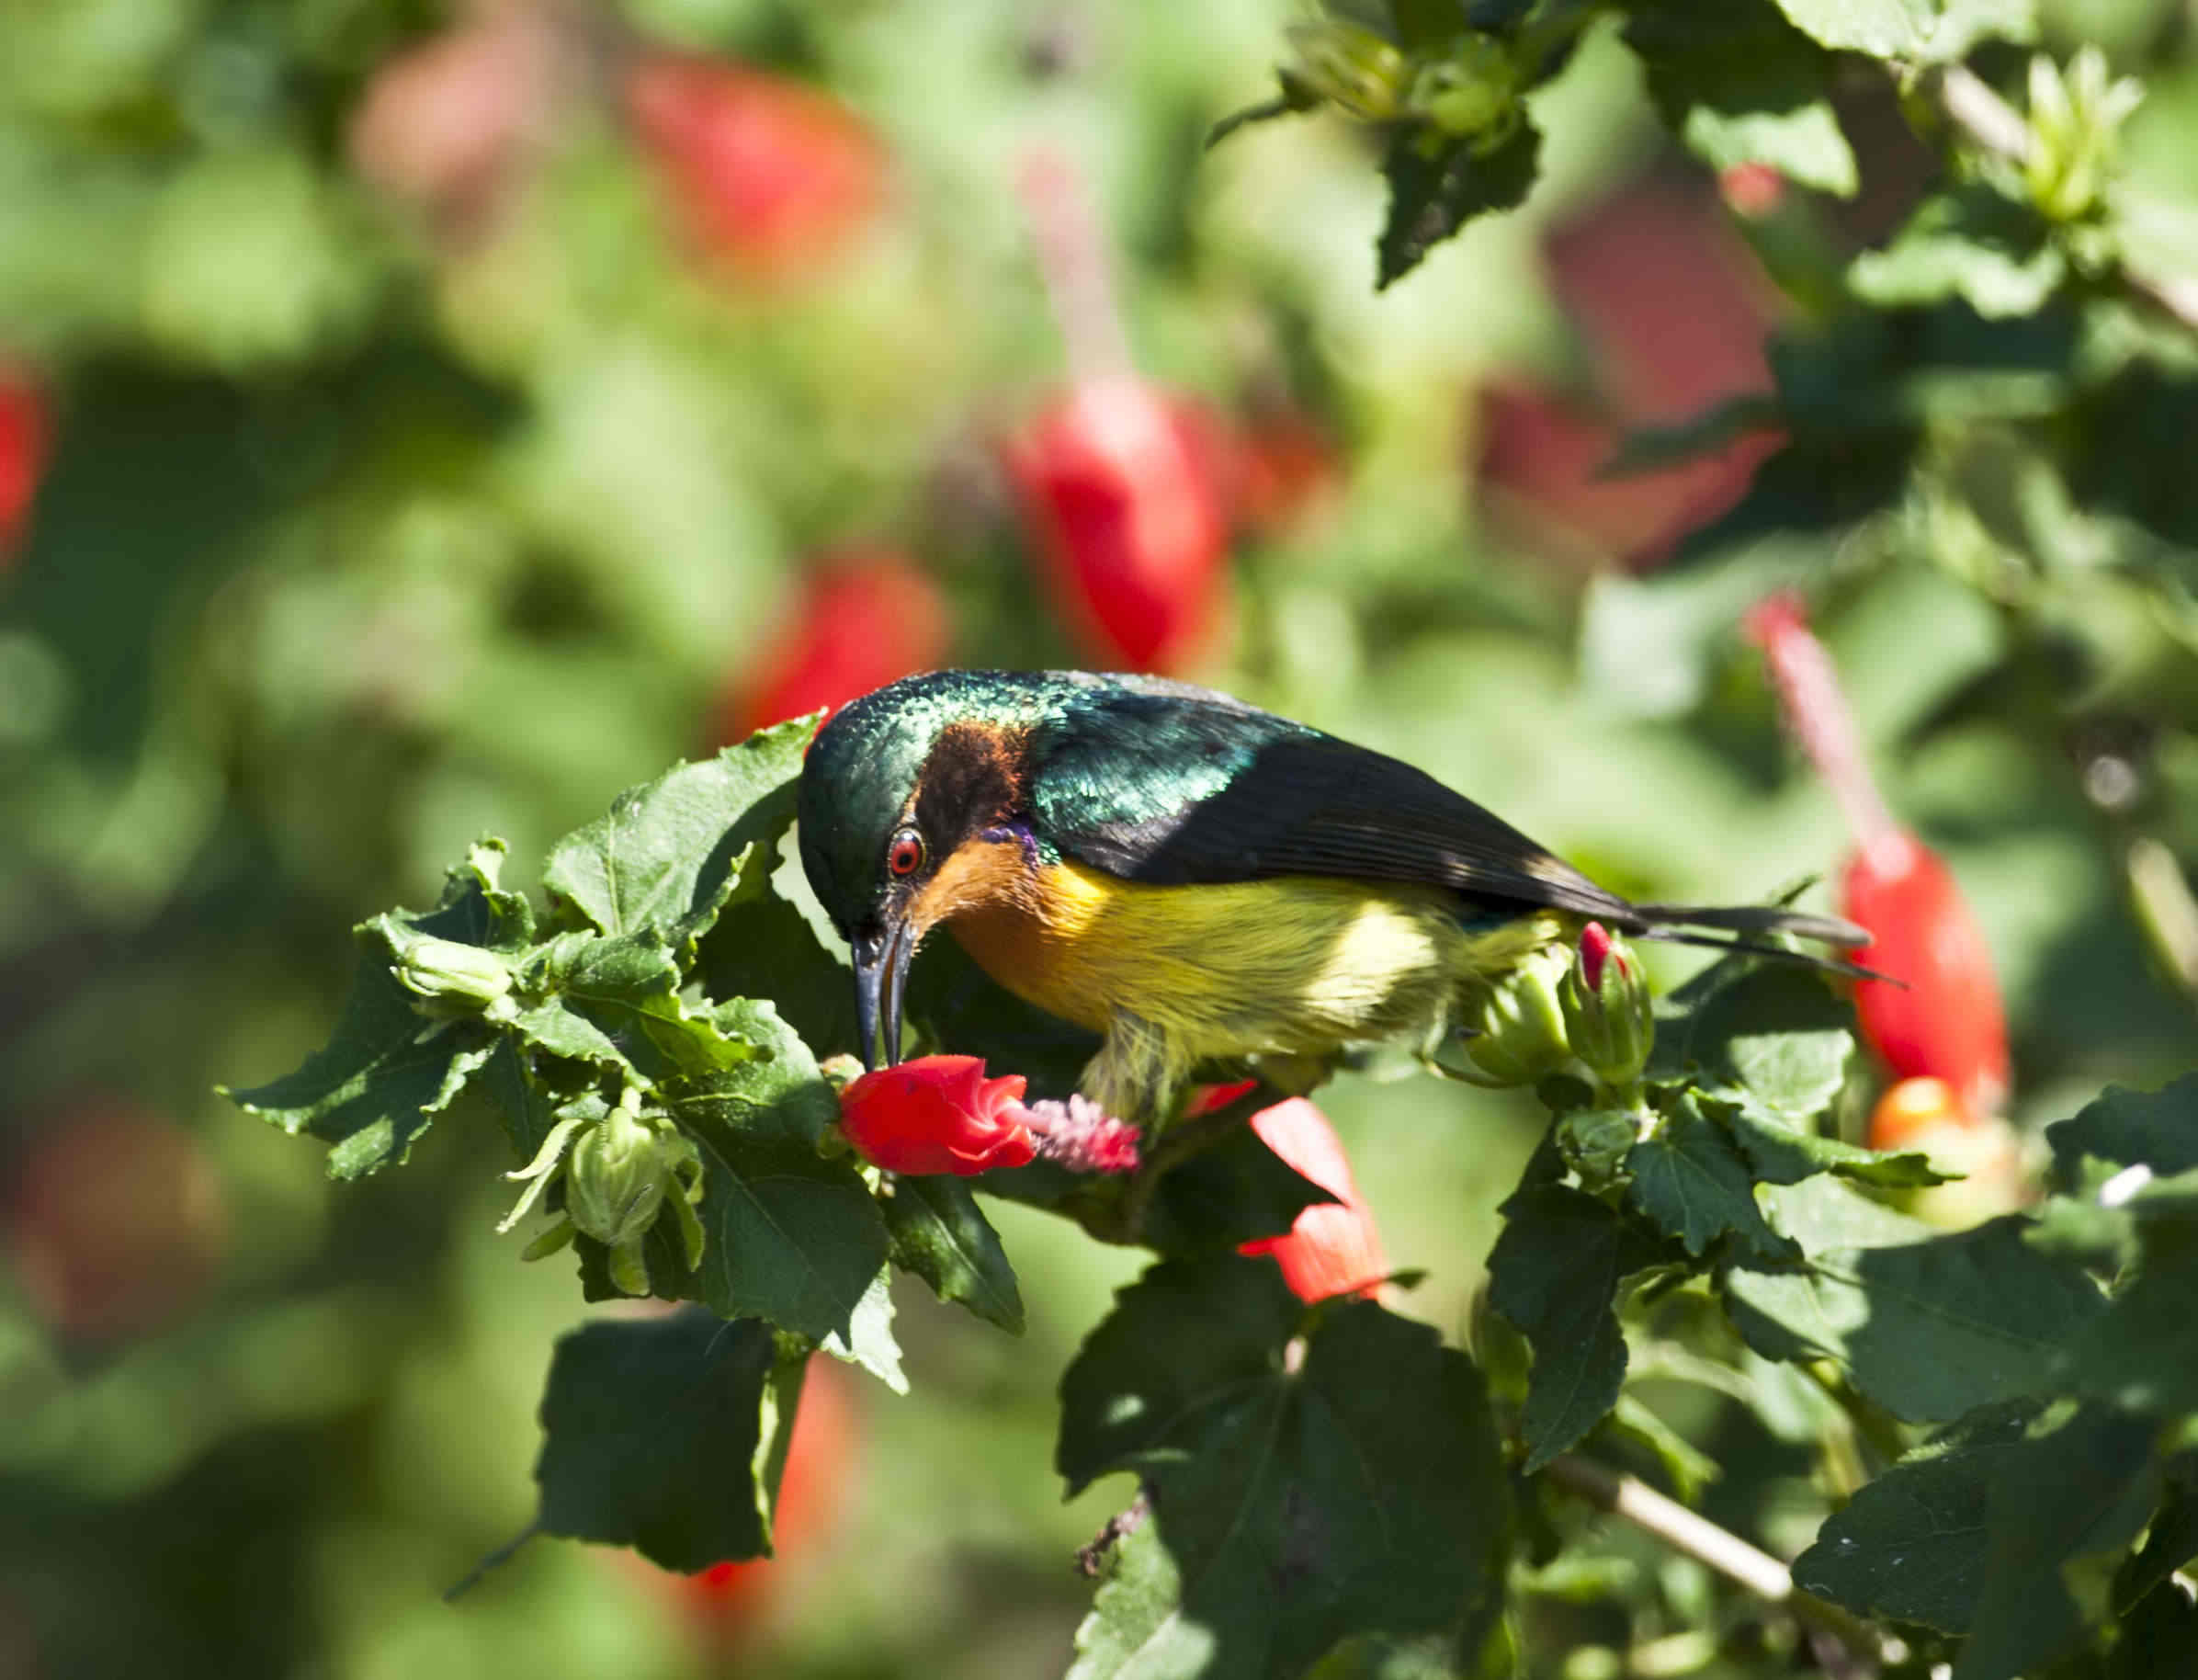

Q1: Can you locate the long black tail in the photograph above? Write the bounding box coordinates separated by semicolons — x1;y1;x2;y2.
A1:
1621;901;1888;982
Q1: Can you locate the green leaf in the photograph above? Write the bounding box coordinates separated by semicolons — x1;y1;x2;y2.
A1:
1141;1121;1339;1256
820;1266;907;1394
1722;1214;2106;1421
882;1175;1025;1334
1377;121;1540;289
532;1310;795;1572
2114;1479;2198;1616
1758;1174;1935;1250
1851;185;2067;319
1954;1406;2160;1680
2046;1073;2198;1183
541;721;812;946
504;930;687;1076
695;873;859;1061
659;998;841;1149
224;842;534;1174
1766;0;1935;54
1718;1094;1954;1187
1489;1186;1671;1470
2060;1245;2198;1418
1060;1256;1511;1679
1656;963;1853;1118
1794;1400;2042;1631
1626;0;1858;197
225;952;494;1179
1625;1097;1795;1263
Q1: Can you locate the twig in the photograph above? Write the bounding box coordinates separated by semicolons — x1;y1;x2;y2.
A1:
443;1519;543;1602
1932;63;2198;335
1544;1454;1901;1674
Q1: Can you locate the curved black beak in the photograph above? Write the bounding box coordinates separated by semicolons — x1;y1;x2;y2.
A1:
852;914;916;1071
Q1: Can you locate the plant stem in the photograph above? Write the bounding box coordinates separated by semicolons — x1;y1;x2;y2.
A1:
1544;1454;1900;1670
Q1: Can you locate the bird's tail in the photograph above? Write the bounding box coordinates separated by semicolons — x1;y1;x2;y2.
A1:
1620;901;1888;982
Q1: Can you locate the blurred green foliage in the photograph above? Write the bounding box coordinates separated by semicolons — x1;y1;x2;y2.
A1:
4;0;2197;1675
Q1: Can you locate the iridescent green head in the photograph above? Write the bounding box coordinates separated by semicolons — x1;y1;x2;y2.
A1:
798;670;1046;1068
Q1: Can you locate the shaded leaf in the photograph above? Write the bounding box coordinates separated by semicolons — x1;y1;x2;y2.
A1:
533;1310;797;1572
2046;1073;2198;1184
882;1175;1025;1334
1377;122;1540;289
1625;1097;1795;1262
1723;1214;2106;1421
1660;963;1853;1118
696;872;859;1061
1061;1256;1511;1679
820;1266;907;1394
1794;1400;2042;1631
1489;1186;1670;1470
1769;0;1935;53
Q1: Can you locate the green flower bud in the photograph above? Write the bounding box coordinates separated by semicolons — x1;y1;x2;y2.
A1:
397;937;512;1012
1409;36;1520;145
1286;21;1408;122
1455;943;1573;1087
2023;48;2142;223
1560;923;1653;1091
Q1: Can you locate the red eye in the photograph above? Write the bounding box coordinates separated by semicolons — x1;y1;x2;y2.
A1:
887;831;924;877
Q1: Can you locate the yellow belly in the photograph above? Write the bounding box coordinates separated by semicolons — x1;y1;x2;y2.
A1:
944;857;1528;1063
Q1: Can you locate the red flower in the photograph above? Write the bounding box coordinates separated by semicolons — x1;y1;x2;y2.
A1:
1007;376;1229;672
4;1097;229;1342
837;1056;1037;1176
1237;1097;1390;1303
0;368;49;564
1007;150;1229;673
1746;594;2011;1121
625;53;884;287
1474;176;1782;572
718;551;948;741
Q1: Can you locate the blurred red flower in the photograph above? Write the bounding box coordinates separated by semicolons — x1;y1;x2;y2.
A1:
1007;376;1229;673
837;1055;1037;1176
1236;1096;1389;1303
4;1098;229;1343
626;53;884;287
1746;593;2011;1122
718;551;948;741
0;368;49;564
1475;174;1782;571
348;4;559;236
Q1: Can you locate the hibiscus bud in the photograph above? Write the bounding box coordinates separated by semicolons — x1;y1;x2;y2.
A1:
1283;21;1408;121
1456;943;1573;1086
836;1056;1037;1176
1238;1097;1389;1303
566;1098;706;1295
396;937;512;1011
1560;922;1653;1090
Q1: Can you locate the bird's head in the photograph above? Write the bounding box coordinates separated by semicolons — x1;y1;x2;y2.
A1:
798;672;1044;1069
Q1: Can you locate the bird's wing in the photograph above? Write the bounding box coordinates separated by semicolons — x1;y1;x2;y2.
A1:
1025;688;1631;921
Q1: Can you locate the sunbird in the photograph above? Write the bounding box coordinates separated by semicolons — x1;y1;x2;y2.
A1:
798;670;1867;1121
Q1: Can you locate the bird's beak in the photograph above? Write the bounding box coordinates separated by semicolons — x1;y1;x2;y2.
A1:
853;914;916;1072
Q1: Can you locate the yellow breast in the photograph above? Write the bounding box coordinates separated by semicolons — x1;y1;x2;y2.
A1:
935;852;1485;1062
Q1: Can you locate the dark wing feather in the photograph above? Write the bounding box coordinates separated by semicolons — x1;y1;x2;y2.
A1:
1025;689;1632;921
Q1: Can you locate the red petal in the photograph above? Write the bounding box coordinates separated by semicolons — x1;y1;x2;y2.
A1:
1238;1099;1389;1302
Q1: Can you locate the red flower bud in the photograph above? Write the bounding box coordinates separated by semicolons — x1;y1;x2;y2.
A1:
625;54;883;287
836;1056;1037;1176
1237;1098;1389;1303
719;551;948;742
1747;595;2011;1120
1579;921;1614;992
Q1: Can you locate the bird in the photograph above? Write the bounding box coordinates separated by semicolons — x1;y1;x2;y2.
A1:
797;669;1868;1124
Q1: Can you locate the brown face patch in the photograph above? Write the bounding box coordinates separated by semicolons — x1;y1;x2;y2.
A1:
906;837;1033;934
912;721;1027;845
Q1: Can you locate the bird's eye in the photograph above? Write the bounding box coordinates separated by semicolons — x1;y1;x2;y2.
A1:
887;829;925;878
